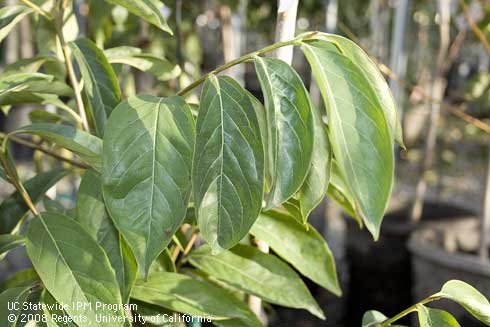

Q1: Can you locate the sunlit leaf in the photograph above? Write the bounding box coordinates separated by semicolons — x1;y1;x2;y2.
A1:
0;5;32;43
105;46;181;81
301;38;394;239
254;56;314;209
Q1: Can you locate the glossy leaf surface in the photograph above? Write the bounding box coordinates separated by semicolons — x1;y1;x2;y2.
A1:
26;212;126;326
301;39;394;239
193;75;264;252
417;305;461;327
439;280;490;325
102;95;195;276
254;56;313;209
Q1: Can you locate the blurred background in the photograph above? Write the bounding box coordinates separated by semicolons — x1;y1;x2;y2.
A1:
1;0;490;326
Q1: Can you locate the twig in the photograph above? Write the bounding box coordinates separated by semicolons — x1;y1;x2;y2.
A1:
19;0;52;20
0;132;89;169
55;2;90;131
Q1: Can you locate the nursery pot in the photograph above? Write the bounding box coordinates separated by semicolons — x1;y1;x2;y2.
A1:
345;201;473;325
408;218;490;326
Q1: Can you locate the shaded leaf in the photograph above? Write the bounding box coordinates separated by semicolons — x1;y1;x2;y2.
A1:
0;73;72;97
254;56;314;209
29;109;74;125
76;170;137;303
189;244;324;319
104;0;172;34
70;38;121;136
0;5;32;43
102;95;195;276
298;103;330;221
105;46;181;81
301;39;394;239
327;160;362;226
250;210;340;295
0;169;67;234
193;75;264;252
132;272;262;326
42;290;77;327
26;212;126;326
439;280;490;325
0;269;39;291
0;234;24;260
0;286;31;326
9;123;103;170
417;305;461;327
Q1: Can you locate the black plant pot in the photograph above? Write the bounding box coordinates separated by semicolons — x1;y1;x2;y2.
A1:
409;220;490;327
345;201;473;325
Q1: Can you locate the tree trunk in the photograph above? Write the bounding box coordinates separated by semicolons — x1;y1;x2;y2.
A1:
249;1;298;324
389;0;411;113
410;0;451;223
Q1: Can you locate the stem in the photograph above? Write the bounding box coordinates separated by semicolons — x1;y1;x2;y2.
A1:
378;295;441;326
19;0;53;20
55;3;90;131
0;132;89;169
0;152;39;216
176;32;318;96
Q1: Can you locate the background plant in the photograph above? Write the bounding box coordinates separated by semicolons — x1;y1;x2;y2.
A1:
0;0;482;326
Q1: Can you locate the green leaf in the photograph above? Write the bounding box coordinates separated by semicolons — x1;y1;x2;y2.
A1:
362;310;388;327
102;95;195;276
0;93;73;113
26;212;127;326
438;280;490;325
305;33;403;147
0;169;67;234
301;38;394;239
250;210;340;296
2;54;58;77
0;268;39;291
103;0;172;34
29;109;74;125
298;103;330;221
131;272;262;326
70;38;122;136
105;46;181;81
41;291;77;327
0;5;32;43
0;286;31;326
254;56;314;209
0;234;24;260
361;310;407;327
76;170;137;303
9;123;103;170
0;73;72;96
327;160;362;226
189;244;324;319
417;305;461;327
193;75;264;252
